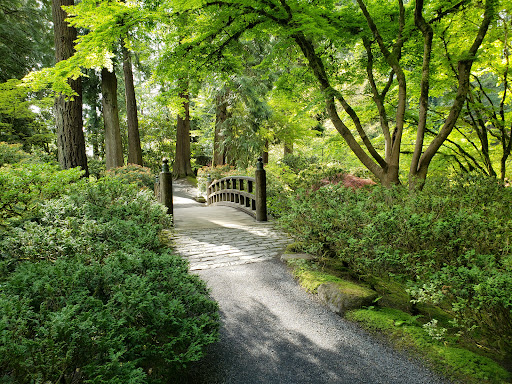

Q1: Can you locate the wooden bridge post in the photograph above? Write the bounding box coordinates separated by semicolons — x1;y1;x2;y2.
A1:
159;158;173;219
255;157;267;222
206;174;212;205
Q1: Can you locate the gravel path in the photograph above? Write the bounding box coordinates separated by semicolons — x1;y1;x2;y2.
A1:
171;180;449;384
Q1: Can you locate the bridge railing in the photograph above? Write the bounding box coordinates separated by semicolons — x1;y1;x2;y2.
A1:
207;158;267;221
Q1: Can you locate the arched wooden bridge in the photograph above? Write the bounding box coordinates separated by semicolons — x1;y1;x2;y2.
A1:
161;178;290;271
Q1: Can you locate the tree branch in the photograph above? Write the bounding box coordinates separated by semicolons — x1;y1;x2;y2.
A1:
292;31;385;178
426;127;488;175
428;0;471;24
415;0;496;182
356;0;406;181
363;37;391;159
409;0;433;179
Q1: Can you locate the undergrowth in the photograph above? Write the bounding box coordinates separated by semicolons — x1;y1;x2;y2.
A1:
0;145;219;383
347;308;510;384
279;174;512;359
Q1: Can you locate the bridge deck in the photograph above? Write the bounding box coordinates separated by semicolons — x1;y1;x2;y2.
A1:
167;179;290;270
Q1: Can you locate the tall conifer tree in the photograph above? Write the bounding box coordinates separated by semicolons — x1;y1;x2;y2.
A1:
51;0;88;176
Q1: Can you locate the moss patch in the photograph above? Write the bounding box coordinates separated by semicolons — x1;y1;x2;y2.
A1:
346;308;510;384
186;176;198;187
326;280;376;298
294;268;344;293
289;259;373;295
368;277;412;312
284;242;306;254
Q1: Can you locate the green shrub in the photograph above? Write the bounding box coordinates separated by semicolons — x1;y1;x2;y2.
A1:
105;164;155;190
87;157;106;179
0;142;33;165
0;250;218;383
0;176;219;383
0;162;84;229
279;175;512;355
280;153;318;173
1;177;170;272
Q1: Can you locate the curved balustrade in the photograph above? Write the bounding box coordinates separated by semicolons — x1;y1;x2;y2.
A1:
207;176;258;216
207;158;267;221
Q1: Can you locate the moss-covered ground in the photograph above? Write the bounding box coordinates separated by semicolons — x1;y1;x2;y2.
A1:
287;258;511;384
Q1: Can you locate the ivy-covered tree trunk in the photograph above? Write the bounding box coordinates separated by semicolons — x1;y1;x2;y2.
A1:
51;0;88;176
122;46;143;166
173;90;193;178
101;67;124;170
213;91;228;166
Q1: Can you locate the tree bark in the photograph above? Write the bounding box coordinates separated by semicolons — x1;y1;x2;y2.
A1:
122;45;143;165
51;0;88;176
283;141;293;156
213;90;228;166
173;90;194;178
262;139;269;164
101;67;124;170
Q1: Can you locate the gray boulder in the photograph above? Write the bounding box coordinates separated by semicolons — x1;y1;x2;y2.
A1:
317;281;378;315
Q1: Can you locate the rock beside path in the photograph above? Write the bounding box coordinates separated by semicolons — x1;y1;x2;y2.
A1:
317;281;378;315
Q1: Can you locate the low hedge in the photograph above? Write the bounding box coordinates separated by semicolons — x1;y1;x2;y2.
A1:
0;174;219;383
279;175;512;357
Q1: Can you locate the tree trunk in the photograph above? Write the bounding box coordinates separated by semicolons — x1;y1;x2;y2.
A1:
262;139;269;164
284;141;293;156
173;91;194;178
90;99;101;159
409;0;433;186
51;0;88;176
84;72;102;159
213;91;228;166
122;45;143;165
410;0;495;189
101;67;124;170
502;135;512;181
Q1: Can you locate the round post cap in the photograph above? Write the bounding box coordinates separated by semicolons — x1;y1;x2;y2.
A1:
257;157;264;170
162;158;170;173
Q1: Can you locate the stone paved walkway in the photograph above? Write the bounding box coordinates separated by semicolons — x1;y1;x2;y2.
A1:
169;179;292;270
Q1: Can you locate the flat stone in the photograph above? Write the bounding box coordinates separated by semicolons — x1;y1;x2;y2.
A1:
280;253;316;262
317;281;378;315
